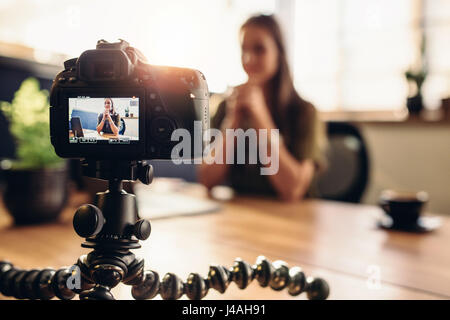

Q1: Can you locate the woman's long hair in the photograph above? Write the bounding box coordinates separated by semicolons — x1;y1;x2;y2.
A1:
105;98;116;115
240;15;311;131
104;98;120;128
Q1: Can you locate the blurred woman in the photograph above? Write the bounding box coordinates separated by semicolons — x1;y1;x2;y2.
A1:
97;98;120;136
198;14;326;201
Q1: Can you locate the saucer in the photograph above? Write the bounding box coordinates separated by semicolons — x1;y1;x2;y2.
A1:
377;215;442;233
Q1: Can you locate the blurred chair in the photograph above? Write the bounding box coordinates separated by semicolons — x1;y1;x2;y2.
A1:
0;56;58;102
316;121;370;203
69;109;98;131
119;118;126;135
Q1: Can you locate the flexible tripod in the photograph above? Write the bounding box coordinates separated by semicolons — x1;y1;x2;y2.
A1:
0;160;329;300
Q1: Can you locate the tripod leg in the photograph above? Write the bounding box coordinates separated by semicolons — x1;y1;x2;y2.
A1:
128;256;329;300
0;261;77;300
123;258;161;300
131;270;160;300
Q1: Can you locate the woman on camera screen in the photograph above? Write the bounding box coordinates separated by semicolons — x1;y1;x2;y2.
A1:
96;98;120;136
198;14;327;202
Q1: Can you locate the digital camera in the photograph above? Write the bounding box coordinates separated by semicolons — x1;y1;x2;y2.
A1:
50;39;209;160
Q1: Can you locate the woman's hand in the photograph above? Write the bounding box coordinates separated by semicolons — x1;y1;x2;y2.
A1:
233;84;276;130
221;95;243;130
97;113;106;134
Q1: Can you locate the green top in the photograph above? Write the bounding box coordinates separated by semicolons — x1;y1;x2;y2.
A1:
97;113;120;134
211;99;327;197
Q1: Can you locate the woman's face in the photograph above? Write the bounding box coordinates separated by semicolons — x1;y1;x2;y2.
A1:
104;99;112;112
241;25;279;85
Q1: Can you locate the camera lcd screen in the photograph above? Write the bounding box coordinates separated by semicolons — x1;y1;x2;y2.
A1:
68;96;139;145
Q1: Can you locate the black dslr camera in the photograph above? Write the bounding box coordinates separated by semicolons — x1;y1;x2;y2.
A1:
50;39;209;160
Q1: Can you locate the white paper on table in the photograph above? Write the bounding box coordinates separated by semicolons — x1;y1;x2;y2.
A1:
134;180;221;220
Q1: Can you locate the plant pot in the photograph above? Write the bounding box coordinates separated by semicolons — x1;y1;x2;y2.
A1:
407;94;423;115
2;165;69;225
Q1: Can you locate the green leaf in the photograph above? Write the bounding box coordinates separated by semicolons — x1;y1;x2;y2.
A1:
0;77;64;170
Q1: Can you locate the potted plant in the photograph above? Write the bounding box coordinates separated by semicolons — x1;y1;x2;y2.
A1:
0;78;68;224
405;69;427;115
405;35;427;115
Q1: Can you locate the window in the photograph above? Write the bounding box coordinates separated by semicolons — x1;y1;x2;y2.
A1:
291;0;450;111
423;0;450;109
0;0;276;94
0;0;448;112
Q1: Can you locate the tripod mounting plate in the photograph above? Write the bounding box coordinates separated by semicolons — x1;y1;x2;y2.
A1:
81;159;153;184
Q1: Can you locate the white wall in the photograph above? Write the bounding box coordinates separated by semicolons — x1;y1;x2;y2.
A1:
359;122;450;215
69;97;139;116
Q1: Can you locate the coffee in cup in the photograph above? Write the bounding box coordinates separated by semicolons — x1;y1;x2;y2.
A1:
379;190;429;231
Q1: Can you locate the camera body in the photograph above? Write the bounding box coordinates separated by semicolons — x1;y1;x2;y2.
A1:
50;40;209;160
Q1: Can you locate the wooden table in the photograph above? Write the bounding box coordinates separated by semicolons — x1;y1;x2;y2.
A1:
0;184;449;300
